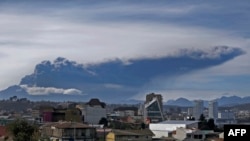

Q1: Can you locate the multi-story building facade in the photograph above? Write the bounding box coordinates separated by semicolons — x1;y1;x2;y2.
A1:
187;107;193;117
150;120;199;139
106;129;154;141
79;99;107;124
208;100;218;120
113;106;138;117
40;121;96;141
218;110;235;119
41;107;82;123
146;93;163;111
215;110;236;127
144;93;164;123
193;100;204;120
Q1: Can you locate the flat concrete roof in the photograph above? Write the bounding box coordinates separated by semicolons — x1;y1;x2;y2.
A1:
156;120;198;125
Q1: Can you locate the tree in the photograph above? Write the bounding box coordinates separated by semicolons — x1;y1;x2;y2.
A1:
140;122;146;129
98;117;108;127
198;114;208;130
199;114;206;122
207;118;215;130
7;119;37;141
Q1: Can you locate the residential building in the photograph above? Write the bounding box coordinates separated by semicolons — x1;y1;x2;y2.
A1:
184;130;219;141
31;109;40;119
79;99;107;124
218;111;235;119
173;127;195;141
107;113;120;121
144;93;164;123
65;108;82;122
149;120;199;138
119;116;136;123
42;107;82;123
208;100;218;120
219;132;224;139
113;106;138;117
216;110;237;127
96;128;112;141
40;121;96;141
138;103;144;116
193;100;204;120
106;129;154;141
40;106;54;122
187;107;193;117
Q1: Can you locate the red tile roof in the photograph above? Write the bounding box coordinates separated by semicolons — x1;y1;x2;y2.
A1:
43;121;93;129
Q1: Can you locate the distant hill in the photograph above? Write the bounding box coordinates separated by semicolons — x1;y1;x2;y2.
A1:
231;103;250;111
165;98;194;107
165;96;250;107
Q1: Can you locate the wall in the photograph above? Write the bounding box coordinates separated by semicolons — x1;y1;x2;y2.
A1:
84;105;106;124
106;132;115;141
174;128;193;140
149;122;198;139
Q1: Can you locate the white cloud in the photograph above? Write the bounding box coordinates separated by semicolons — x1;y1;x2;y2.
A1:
20;85;82;95
103;83;123;89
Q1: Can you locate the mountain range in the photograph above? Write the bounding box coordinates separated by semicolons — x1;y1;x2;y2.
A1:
165;96;250;107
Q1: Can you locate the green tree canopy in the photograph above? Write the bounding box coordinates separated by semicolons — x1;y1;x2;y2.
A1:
98;117;108;127
207;118;215;130
199;114;206;122
7;119;37;141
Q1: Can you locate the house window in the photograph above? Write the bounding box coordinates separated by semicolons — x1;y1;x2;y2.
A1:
198;135;203;139
82;132;85;136
194;135;199;139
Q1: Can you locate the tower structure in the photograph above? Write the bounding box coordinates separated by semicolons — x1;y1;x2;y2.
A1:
144;93;164;123
193;100;204;120
208;100;218;120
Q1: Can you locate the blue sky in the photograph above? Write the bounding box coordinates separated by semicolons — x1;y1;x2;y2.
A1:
0;0;249;101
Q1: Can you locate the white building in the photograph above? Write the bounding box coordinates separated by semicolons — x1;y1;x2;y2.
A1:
216;110;236;127
79;99;107;124
208;100;218;119
193;100;204;120
187;107;193;116
218;111;235;119
149;120;198;138
41;121;96;141
113;107;138;117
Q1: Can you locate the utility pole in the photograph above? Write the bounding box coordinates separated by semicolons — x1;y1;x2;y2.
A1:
103;127;106;141
74;121;76;141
